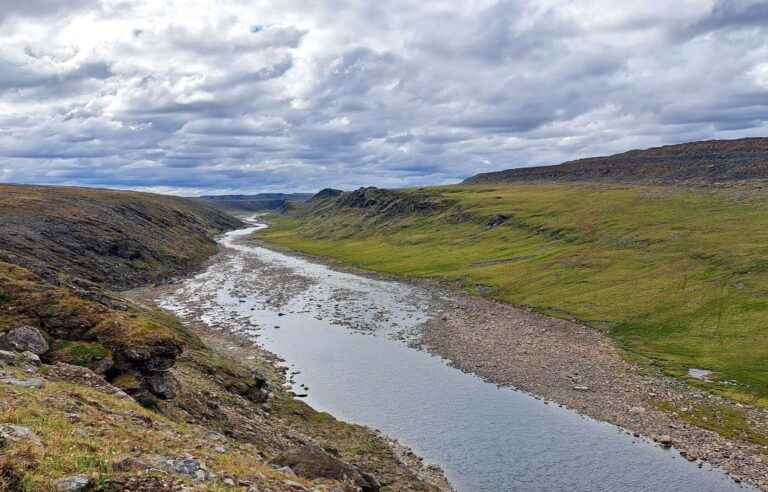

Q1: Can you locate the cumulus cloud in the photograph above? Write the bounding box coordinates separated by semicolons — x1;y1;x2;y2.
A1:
0;0;766;194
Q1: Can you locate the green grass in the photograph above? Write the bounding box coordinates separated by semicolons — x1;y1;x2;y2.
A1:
49;341;111;368
259;182;768;406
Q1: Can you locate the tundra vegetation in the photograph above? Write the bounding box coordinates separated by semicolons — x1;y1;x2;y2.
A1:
260;183;768;412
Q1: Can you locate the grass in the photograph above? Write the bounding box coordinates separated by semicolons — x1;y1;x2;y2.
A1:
654;400;768;452
48;341;111;369
0;365;306;491
259;182;768;406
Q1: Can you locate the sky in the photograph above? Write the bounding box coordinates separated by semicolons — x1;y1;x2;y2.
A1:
0;0;766;195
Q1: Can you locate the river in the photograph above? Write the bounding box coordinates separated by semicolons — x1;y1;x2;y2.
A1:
159;220;753;492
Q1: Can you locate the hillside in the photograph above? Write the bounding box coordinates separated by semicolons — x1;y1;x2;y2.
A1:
0;184;434;491
463;137;768;184
0;184;243;289
261;183;768;415
194;193;313;213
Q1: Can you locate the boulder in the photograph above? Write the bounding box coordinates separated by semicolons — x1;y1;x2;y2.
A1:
656;434;674;448
0;424;42;446
46;362;129;399
146;372;178;400
0;350;40;367
487;214;508;228
112;457;151;473
53;475;92;491
1;377;44;389
273;444;380;492
0;326;49;355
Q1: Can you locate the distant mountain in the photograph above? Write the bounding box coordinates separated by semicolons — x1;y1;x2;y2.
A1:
463;137;768;185
194;193;313;212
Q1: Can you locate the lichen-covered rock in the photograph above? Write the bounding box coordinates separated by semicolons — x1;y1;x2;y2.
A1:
0;350;40;367
273;444;380;492
45;362;129;399
1;377;44;389
146;372;178;400
53;474;92;491
0;325;49;355
0;424;42;446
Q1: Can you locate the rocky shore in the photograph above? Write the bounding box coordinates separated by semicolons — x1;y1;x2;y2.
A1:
422;293;768;490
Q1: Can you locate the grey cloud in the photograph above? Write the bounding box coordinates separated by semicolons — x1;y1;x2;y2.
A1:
1;0;767;194
686;0;768;36
0;0;99;23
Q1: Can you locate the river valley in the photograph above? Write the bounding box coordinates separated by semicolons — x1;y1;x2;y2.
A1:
157;220;755;492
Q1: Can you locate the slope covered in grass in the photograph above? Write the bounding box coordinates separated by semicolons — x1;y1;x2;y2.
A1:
259;183;768;405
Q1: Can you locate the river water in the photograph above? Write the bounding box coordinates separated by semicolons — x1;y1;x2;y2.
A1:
160;222;752;492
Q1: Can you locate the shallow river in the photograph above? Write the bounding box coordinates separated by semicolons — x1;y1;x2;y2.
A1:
160;222;753;492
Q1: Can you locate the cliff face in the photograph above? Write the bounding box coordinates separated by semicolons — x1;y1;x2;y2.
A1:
463;137;768;184
305;186;447;219
0;184;243;290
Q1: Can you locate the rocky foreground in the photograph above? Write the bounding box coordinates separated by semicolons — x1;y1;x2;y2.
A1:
0;184;442;491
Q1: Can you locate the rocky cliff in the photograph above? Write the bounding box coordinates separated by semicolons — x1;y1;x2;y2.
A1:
463;137;768;185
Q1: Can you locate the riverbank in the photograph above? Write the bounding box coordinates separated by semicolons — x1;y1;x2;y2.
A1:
422;292;768;489
129;245;454;492
251;223;768;491
154;221;753;491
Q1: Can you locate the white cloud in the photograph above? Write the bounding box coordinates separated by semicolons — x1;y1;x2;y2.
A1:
0;0;766;194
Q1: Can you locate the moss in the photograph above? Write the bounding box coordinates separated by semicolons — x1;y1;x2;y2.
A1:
111;373;142;391
49;341;111;368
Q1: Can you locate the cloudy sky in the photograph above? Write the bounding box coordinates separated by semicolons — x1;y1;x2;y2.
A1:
0;0;766;195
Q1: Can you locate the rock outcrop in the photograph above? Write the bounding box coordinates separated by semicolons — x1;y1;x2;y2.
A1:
314;187;446;219
0;325;49;355
463;137;768;185
273;444;381;492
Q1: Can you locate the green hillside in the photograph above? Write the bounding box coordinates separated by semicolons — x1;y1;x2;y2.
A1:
259;183;768;406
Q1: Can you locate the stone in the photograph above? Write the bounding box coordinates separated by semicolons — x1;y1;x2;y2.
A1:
273;444;380;492
45;363;128;399
112;457;151;472
172;458;202;475
1;377;44;389
283;480;308;491
53;475;92;491
656;435;673;448
573;385;590;392
487;214;508;228
0;350;40;368
166;457;214;481
0;424;42;446
629;406;646;415
146;371;178;399
0;326;49;355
